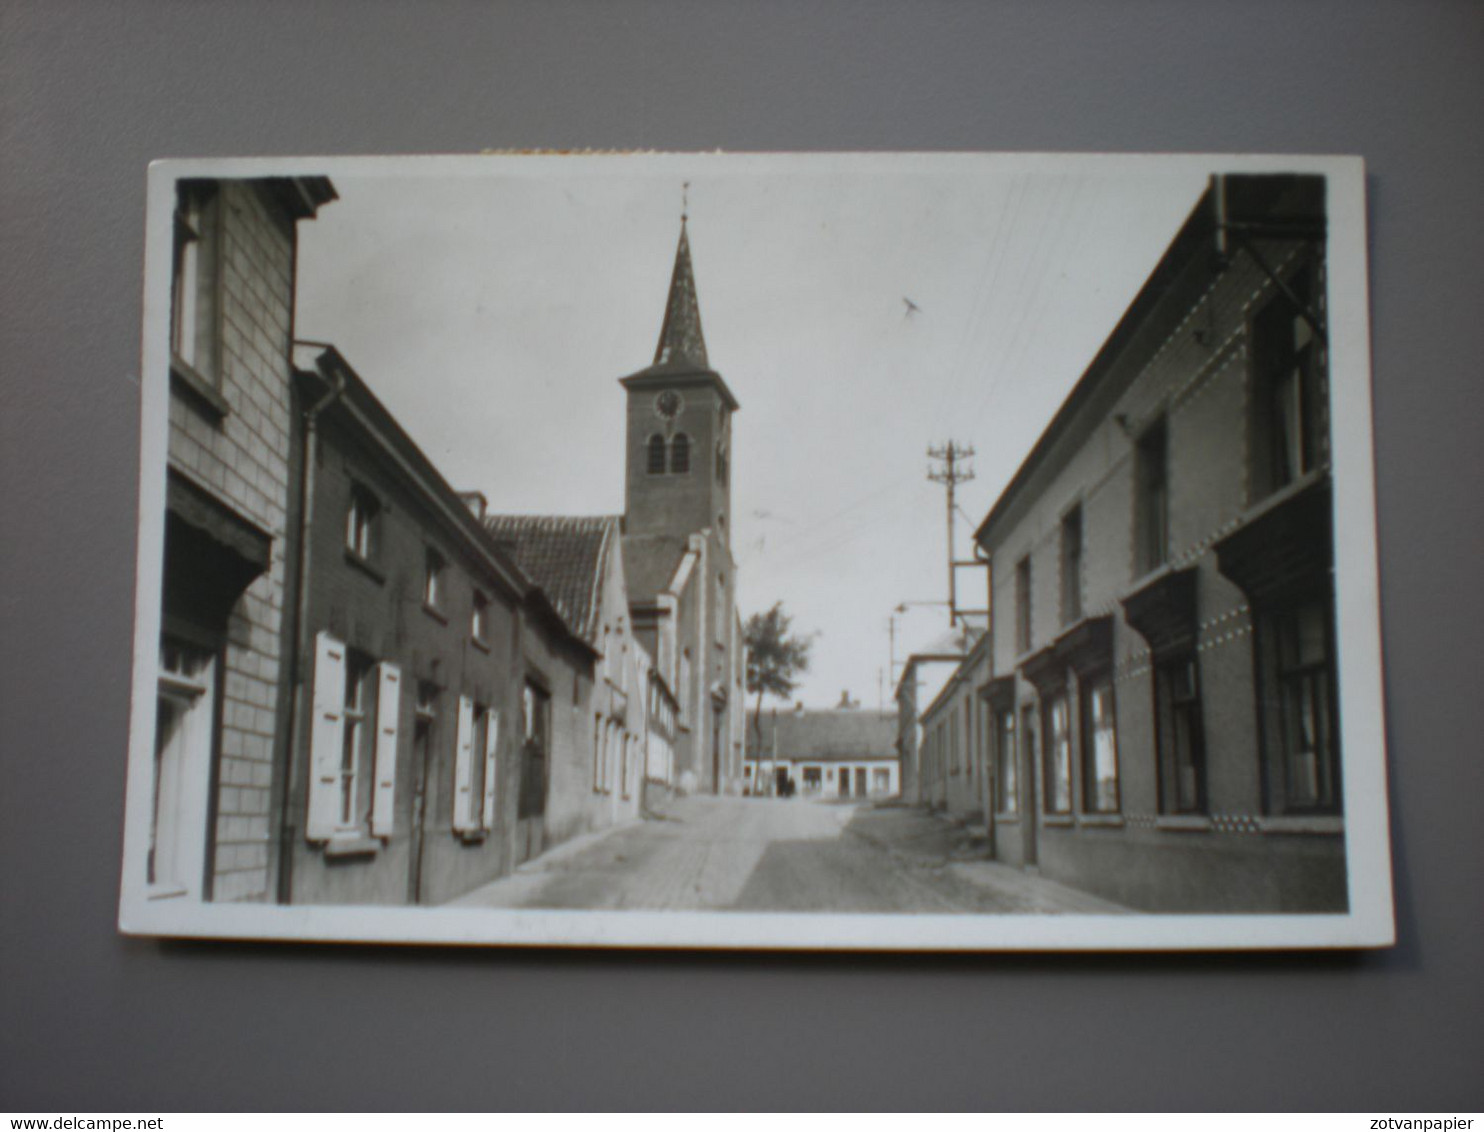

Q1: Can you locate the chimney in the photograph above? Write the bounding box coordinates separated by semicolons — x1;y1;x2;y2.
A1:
458;491;487;522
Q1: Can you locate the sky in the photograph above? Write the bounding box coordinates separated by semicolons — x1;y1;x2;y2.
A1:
293;153;1211;710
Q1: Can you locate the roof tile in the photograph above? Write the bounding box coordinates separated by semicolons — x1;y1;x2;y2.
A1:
483;515;617;643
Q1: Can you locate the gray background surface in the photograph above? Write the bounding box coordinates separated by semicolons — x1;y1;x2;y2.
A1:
2;0;1481;1111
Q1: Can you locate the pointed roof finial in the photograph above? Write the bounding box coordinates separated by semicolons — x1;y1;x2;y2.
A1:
654;187;708;369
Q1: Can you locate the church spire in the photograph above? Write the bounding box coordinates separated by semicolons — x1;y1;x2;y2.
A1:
653;189;708;370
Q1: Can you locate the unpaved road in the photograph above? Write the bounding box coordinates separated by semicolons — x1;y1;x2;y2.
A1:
452;796;1125;914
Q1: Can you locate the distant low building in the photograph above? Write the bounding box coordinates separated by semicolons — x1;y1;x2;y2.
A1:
745;708;899;800
893;623;982;807
917;629;993;819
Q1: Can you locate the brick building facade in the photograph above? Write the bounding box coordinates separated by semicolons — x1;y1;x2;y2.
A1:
152;176;334;904
962;174;1345;912
484;515;657;847
917;631;992;818
279;347;597;906
893;625;979;808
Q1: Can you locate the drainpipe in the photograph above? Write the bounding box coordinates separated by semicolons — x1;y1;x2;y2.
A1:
275;346;345;904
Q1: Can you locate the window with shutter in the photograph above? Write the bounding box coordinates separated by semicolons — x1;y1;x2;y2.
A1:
306;631;347;840
481;709;500;830
371;662;401;838
452;695;476;833
339;654;372;828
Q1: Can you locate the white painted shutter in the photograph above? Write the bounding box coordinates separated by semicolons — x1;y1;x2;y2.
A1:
306;630;346;840
480;710;500;830
371;662;401;838
452;695;476;833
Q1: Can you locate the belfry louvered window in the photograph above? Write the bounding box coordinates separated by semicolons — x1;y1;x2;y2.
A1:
670;432;691;474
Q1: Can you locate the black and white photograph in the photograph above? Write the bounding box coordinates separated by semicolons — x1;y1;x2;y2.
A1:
119;151;1392;950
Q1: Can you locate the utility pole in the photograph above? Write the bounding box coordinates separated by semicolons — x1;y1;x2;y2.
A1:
928;441;976;627
888;614;897;685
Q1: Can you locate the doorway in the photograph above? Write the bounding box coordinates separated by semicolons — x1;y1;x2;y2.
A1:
516;681;550;864
150;639;216;900
711;710;722;794
406;683;437;904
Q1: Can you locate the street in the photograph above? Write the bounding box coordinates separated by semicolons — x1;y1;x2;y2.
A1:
451;796;1128;914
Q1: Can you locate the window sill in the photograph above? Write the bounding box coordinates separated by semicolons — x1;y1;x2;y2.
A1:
456;829;488;845
422;603;447;625
470;636;491;654
344;548;385;584
323;834;380;858
170;355;230;423
1261;815;1344;835
145;883;190;901
1155;815;1213;832
1078;813;1125;828
1042;814;1075;828
994;813;1021;824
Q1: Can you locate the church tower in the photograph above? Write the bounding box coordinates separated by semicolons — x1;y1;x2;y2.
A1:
619;204;744;796
620;212;739;548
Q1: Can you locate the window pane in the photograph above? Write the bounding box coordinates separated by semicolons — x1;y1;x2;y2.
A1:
1274;367;1304;484
1136;422;1168;573
172;219;200;364
1045;696;1071;812
1273;601;1337;811
1157;656;1206;814
1015;557;1032;652
997;710;1018;812
1061;507;1083;624
1086;682;1119;812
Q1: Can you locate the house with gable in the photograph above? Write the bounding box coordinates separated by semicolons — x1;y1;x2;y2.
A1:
277;346;598;907
483;514;655;847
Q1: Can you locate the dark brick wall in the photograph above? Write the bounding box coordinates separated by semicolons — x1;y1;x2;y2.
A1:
622;376;743;796
623;379;731;543
975;230;1344;912
283;410;594;907
920;649;993;821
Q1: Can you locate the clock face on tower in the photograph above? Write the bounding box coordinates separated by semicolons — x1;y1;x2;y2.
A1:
655;390;683;421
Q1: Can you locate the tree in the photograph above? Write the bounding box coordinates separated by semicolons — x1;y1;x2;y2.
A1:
743;602;814;778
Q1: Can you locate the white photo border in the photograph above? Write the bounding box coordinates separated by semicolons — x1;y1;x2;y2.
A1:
119;151;1393;950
